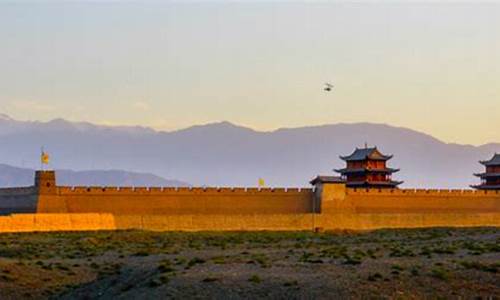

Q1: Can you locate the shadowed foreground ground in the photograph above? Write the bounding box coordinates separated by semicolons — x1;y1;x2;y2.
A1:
0;228;499;299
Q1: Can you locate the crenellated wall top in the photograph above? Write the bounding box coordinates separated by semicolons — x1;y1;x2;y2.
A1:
347;188;500;196
0;186;37;196
55;186;313;196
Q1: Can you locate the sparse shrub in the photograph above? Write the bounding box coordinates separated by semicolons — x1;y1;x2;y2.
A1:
391;264;404;271
149;279;162;287
419;247;432;258
343;256;362;265
187;257;206;268
132;251;150;257
159;275;170;284
174;257;187;265
249;275;261;284
389;247;415;257
90;262;99;269
121;283;135;292
432;246;456;255
367;273;383;282
211;256;226;265
320;246;348;259
0;274;14;282
299;252;323;264
56;264;70;271
430;268;449;281
353;249;366;258
460;261;499;273
158;259;175;273
284;280;298;287
366;248;378;259
250;254;269;268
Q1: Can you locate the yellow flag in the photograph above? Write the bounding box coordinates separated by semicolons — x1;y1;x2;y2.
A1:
41;151;49;165
258;178;265;187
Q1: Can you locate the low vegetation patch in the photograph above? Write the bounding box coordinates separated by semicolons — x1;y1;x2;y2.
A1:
0;228;498;299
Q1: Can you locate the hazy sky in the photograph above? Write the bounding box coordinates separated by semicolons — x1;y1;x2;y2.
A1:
0;1;499;145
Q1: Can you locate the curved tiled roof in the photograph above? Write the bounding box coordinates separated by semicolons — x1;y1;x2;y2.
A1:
309;176;345;185
470;184;500;190
340;147;393;161
334;167;399;174
474;172;500;178
480;153;500;166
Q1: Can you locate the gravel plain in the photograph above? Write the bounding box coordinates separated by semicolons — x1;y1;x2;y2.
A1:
0;228;499;299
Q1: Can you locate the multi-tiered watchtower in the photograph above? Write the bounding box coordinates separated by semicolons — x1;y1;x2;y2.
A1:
471;153;500;190
335;146;403;189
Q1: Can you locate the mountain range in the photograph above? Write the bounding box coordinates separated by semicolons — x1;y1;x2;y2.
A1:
0;163;189;188
0;113;498;188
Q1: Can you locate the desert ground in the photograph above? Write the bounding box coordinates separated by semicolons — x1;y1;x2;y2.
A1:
0;228;499;299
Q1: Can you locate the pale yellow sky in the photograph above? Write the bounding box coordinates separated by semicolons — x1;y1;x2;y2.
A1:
0;2;499;145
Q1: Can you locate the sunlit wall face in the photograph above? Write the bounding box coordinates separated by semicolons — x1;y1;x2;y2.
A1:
0;2;499;145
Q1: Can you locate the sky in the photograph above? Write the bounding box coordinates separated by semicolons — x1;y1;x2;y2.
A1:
0;1;499;145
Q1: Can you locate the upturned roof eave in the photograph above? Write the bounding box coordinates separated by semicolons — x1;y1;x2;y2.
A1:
471;184;500;190
474;172;500;178
309;176;346;185
479;153;500;166
339;155;393;162
346;180;404;187
334;168;400;174
480;161;500;166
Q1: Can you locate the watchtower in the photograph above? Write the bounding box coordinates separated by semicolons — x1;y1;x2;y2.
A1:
472;153;500;190
34;170;57;194
335;146;403;189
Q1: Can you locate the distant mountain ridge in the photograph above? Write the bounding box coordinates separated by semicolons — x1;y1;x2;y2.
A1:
0;164;189;188
0;114;498;188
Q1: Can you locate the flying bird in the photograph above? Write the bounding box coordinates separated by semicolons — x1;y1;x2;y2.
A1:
324;83;334;92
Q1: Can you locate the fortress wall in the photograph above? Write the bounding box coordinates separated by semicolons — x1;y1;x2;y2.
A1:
0;187;38;215
2;176;500;232
36;187;315;215
348;188;500;196
0;213;116;232
35;184;500;217
314;212;500;230
344;188;500;213
0;212;499;233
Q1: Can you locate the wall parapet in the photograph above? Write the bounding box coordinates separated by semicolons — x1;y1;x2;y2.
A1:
347;188;500;197
56;186;313;196
0;187;37;196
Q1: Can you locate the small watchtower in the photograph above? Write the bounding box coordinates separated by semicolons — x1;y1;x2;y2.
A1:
34;170;57;194
335;146;403;189
471;153;500;190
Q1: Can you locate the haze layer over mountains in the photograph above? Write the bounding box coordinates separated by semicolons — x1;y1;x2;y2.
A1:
0;114;498;188
0;164;188;188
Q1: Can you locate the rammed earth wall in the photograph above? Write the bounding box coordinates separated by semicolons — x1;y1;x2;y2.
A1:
0;187;38;215
36;186;315;215
0;171;499;232
0;212;498;233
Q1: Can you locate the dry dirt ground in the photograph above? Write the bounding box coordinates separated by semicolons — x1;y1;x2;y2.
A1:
0;228;499;299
